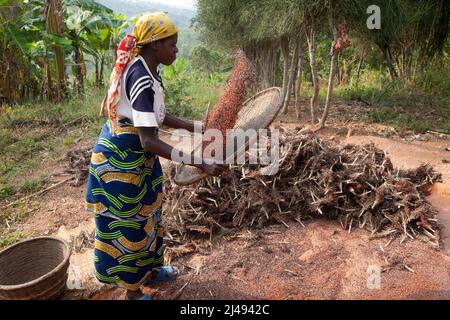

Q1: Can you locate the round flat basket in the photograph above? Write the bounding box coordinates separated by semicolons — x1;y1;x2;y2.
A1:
0;236;71;300
174;87;284;186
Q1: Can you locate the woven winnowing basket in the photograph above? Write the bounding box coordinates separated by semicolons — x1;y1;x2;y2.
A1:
174;87;284;186
0;236;71;300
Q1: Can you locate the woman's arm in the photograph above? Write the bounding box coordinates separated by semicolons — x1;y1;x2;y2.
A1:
137;127;225;175
163;112;202;133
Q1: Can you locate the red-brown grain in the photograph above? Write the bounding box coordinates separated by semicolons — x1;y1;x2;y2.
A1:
203;49;255;152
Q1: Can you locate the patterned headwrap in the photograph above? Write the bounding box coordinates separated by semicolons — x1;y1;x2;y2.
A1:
101;12;178;133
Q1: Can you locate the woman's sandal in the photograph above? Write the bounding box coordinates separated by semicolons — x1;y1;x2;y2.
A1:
146;266;180;285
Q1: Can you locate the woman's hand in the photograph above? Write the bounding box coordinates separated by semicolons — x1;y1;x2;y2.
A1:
197;162;228;176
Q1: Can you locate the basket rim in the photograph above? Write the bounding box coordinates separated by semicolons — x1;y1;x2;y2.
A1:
239;86;284;111
174;86;283;186
0;236;71;291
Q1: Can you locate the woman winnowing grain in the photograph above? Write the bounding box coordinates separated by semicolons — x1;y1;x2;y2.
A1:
85;12;226;300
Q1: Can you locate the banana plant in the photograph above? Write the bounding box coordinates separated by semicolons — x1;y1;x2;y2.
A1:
64;0;114;94
64;5;102;94
22;0;71;101
0;0;44;102
162;57;187;79
83;27;111;87
46;0;66;101
108;13;130;62
84;11;131;87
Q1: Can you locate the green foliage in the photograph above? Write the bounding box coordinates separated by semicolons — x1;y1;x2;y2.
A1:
414;66;450;98
63;134;75;146
365;110;450;134
0;232;28;249
0;185;14;199
350;0;449;77
164;79;196;119
189;44;228;74
20;177;46;194
196;0;330;48
162;58;200;119
335;84;397;106
0;0;133;102
161;57;226;120
163;57;187;79
334;67;450;133
177;27;200;57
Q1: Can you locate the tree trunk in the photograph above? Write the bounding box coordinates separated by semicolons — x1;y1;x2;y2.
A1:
4;66;11;103
244;41;278;93
319;27;339;129
100;55;105;87
337;54;342;85
341;58;352;86
42;51;53;101
294;41;304;119
2;47;12;103
283;36;301;114
95;57;99;88
319;55;337;128
272;47;279;86
112;43;118;64
355;48;366;83
19;58;31;102
46;0;65;102
380;44;398;80
280;37;290;103
405;48;413;80
245;41;280;92
259;42;276;89
74;45;85;94
306;24;319;124
271;42;279;87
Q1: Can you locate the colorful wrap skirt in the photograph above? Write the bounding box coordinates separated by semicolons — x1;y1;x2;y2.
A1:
85;120;165;290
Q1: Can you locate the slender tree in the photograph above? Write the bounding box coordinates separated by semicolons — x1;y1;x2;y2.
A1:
294;40;305;119
46;0;65;101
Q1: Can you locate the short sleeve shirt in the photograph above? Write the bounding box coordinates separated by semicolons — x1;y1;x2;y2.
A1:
117;55;166;127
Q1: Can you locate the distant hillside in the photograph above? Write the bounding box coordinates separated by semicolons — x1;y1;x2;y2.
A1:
96;0;195;28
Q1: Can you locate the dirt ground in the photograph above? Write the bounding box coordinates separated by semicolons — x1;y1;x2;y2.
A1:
3;100;450;300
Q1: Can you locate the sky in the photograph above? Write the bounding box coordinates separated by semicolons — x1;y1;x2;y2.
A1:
134;0;196;10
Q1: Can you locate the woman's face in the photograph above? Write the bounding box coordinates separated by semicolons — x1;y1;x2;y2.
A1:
155;33;178;66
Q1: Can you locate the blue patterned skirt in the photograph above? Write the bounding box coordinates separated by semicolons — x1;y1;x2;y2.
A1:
85;120;164;290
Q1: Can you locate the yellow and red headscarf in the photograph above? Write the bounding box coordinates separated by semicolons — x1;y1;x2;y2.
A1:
101;12;178;132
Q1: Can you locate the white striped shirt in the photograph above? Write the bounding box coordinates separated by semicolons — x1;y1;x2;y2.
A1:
116;55;166;127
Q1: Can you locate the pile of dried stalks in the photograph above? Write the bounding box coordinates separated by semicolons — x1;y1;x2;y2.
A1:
164;127;442;249
65;148;91;186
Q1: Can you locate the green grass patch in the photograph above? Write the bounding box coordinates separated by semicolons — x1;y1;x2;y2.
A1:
363;110;450;134
334;74;450;134
0;231;28;249
19;177;47;194
164;73;225;121
63;134;75;147
185;82;224;119
0;184;15;200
